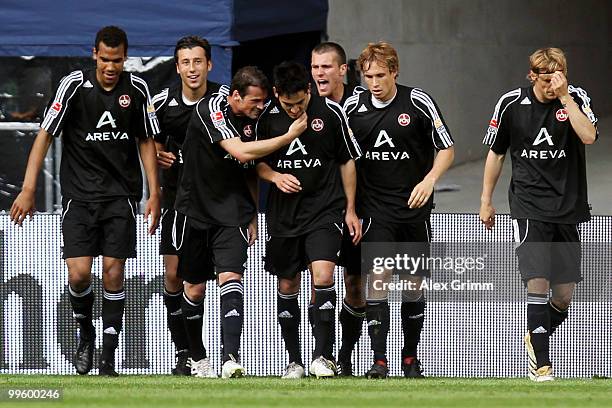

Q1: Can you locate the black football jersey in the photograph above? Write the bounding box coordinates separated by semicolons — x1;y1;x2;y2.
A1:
483;85;598;223
312;83;365;107
174;90;258;227
257;95;361;237
152;81;226;208
41;69;159;201
344;84;454;223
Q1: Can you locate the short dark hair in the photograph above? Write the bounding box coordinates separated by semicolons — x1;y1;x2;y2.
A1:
95;26;128;53
230;66;270;97
312;42;347;65
273;61;309;97
174;35;212;64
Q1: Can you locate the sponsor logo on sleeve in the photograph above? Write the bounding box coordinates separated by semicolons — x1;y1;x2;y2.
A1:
49;102;62;117
398;113;411;126
210;111;226;128
146;104;156;119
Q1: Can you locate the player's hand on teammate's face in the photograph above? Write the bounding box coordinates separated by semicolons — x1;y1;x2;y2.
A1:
345;210;362;245
10;191;35;226
247;216;257;246
550;71;569;98
274;173;302;194
407;178;435;209
479;203;496;230
287;112;308;139
144;194;161;235
156;151;176;169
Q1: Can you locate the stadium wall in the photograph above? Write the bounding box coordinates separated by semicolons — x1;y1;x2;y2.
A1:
1;213;610;377
327;0;611;165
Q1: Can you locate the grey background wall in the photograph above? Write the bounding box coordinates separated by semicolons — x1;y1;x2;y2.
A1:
327;0;611;165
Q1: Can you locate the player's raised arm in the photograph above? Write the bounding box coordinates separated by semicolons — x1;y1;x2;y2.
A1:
219;113;307;163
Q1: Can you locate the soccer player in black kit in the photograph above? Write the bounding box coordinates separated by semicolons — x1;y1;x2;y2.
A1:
152;36;226;376
256;61;361;378
174;66;307;378
311;43;367;376
480;48;597;382
10;26;161;376
344;42;455;378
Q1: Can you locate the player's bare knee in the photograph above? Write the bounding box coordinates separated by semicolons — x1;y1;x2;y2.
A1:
164;273;183;293
218;271;242;286
344;276;365;306
184;282;206;302
551;292;573;309
402;288;424;303
278;276;300;294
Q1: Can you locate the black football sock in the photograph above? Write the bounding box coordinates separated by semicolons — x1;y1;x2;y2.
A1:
366;300;390;363
101;288;125;362
220;280;244;363
69;284;95;341
527;293;551;368
181;293;206;361
308;303;315;331
277;291;302;365
163;287;189;353
549;300;569;335
338;299;365;362
313;284;336;360
401;295;426;359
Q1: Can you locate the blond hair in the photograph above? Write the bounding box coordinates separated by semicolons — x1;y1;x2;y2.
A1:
358;42;399;74
527;47;568;81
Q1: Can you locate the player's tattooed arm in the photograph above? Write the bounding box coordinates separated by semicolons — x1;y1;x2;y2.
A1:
255;162;301;194
551;72;596;145
479;150;506;230
339;159;361;244
408;146;455;209
138;137;161;235
10;128;53;225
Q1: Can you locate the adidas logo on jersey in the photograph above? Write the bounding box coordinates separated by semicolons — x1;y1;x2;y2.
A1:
170;310;182;316
278;311;293;319
224;309;240;318
358;104;368;112
169;98;179;107
186;314;202;320
532;326;548;334
319;301;335;310
83;80;93;88
520;97;531;105
270;106;280;114
103;327;118;335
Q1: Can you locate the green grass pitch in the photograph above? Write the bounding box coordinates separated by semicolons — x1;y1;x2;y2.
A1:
1;375;611;407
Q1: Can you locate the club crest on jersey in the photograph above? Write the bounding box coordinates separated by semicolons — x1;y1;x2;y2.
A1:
398;113;411;126
311;118;324;132
210;111;226;128
243;124;253;138
119;94;131;108
556;109;568;122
